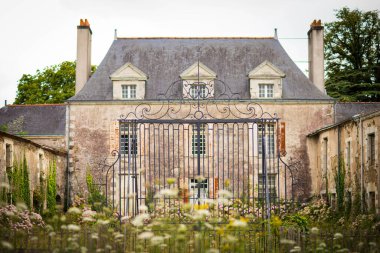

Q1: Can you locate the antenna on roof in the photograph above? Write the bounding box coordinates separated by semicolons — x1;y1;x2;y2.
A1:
274;28;278;39
114;29;117;40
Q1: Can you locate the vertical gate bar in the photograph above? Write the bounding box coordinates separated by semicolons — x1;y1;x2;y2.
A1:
187;124;190;204
212;123;215;202
126;122;131;217
196;122;201;204
177;124;181;211
153;124;156;209
238;123;241;200
134;121;139;215
252;123;255;214
158;124;162;194
276;119;280;212
217;124;220;190
232;123;235;201
118;122;122;220
207;123;210;200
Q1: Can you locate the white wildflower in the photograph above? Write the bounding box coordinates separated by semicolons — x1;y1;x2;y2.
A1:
121;215;129;222
150;235;164;246
280;239;296;245
67;224;81;232
0;182;10;190
290;246;301;252
310;227;319;235
178;224;187;232
206;249;219;253
223;235;237;243
230;219;247;227
1;241;13;250
97;219;110;225
138;231;154;240
139;205;148;212
131;213;150;227
155;189;178;198
334;233;343;240
81;246;87;253
218;189;233;199
82;217;96;223
68;207;82;214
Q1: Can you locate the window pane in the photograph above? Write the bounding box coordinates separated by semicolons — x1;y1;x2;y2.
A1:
122;85;137;99
120;124;137;155
192;124;206;155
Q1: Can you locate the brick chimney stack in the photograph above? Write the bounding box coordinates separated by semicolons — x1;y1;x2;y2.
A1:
308;19;325;93
76;19;92;94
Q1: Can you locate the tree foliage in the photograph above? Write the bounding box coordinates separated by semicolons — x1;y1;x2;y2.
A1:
324;7;380;101
14;61;96;104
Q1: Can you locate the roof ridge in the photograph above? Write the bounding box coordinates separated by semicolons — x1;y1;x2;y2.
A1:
116;36;275;40
7;104;65;107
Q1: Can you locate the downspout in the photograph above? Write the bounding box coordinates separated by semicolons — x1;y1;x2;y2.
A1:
337;125;341;208
65;102;71;209
360;116;364;213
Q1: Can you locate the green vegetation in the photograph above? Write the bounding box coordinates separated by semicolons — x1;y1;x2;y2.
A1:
86;168;107;212
47;159;57;214
324;7;380;101
14;61;96;104
8;154;31;208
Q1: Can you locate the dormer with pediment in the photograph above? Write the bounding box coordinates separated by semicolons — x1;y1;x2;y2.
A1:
180;62;216;99
110;62;148;100
249;61;285;99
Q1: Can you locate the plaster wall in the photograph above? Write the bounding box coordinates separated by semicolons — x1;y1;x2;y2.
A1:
67;101;334;202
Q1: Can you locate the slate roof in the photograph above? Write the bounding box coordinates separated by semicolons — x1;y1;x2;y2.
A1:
70;37;331;101
308;108;380;137
0;104;66;136
335;102;380;123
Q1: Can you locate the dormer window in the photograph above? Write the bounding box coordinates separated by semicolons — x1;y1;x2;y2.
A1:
180;62;216;99
249;61;285;99
110;62;148;100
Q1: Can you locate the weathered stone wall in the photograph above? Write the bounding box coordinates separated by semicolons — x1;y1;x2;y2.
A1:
307;111;380;213
67;100;334;203
0;132;66;209
24;136;66;152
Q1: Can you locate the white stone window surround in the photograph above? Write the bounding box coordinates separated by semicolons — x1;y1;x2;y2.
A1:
180;62;216;99
110;62;148;100
249;60;285;99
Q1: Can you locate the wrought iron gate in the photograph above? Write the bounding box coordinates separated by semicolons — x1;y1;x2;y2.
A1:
105;78;289;219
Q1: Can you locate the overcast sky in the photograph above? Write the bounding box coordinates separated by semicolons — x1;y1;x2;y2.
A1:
0;0;378;105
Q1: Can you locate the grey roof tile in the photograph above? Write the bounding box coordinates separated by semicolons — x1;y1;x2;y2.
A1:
70;38;331;101
0;104;66;135
335;102;380;123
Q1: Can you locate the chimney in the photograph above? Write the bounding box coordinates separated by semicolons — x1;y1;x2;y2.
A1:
76;19;92;94
308;19;325;93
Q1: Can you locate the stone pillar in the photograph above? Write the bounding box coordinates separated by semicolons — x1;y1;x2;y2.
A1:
308;20;324;93
76;19;92;94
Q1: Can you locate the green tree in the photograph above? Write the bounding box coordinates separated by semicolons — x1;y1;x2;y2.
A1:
14;61;96;104
324;7;380;101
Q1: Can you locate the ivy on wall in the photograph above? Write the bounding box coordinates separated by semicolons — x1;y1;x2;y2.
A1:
9;154;31;207
47;159;57;214
334;155;346;213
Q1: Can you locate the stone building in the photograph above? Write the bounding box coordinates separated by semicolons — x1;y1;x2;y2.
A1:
308;108;380;213
1;19;380;215
64;19;337;216
0;130;66;209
